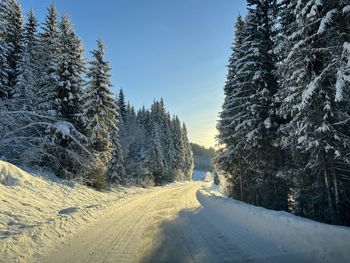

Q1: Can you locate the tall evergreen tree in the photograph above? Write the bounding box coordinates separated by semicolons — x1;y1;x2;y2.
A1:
36;3;60;114
0;1;10;103
216;15;247;186
277;0;350;224
13;9;38;110
5;0;23;95
107;131;125;184
0;0;23;105
182;123;194;180
217;1;288;210
171;115;185;175
57;15;85;126
83;38;117;157
117;88;127;120
83;38;120;187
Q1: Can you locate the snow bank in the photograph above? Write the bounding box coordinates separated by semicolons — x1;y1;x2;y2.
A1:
0;160;32;186
0;161;150;262
197;185;350;263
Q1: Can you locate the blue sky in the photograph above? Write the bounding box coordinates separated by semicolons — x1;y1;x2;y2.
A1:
20;0;247;147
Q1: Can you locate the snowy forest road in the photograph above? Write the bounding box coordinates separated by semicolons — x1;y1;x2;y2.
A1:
41;182;325;263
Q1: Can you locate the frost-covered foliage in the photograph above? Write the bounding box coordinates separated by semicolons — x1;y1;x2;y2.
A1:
117;92;194;186
0;1;193;189
217;0;288;211
217;0;350;226
83;38;117;174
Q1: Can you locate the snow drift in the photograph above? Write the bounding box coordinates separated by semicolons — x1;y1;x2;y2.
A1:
197;184;350;263
0;160;32;186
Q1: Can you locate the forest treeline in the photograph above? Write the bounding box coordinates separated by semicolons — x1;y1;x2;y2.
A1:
217;0;350;226
191;143;215;171
0;0;193;189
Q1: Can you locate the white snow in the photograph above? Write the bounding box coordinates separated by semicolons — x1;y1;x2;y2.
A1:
343;5;350;14
198;184;350;263
2;162;350;263
317;9;337;34
54;121;71;136
264;117;272;129
0;161;151;262
335;42;350;102
0;160;32;186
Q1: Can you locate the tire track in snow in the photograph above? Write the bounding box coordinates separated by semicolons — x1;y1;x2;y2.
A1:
40;184;192;263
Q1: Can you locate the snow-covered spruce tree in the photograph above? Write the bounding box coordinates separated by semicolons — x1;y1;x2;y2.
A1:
57;15;85;126
83;38;120;188
118;99;141;172
148;100;166;185
182;123;194;181
125;122;150;184
0;5;88;173
0;0;23;107
107;131;126;184
40;14;89;179
171;115;185;179
0;1;10;103
165;112;177;181
12;9;38;111
216;15;248;201
244;0;288;210
124;106;153;185
277;0;350;225
158;99;176;182
217;1;288;209
36;3;60;114
117;88;127;121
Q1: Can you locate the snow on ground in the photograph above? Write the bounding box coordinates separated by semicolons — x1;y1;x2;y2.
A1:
198;183;350;263
0;161;32;186
0;161;153;263
2;161;350;263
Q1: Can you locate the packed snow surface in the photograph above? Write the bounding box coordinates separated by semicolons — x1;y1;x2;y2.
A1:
0;161;151;262
198;185;350;263
1;161;350;262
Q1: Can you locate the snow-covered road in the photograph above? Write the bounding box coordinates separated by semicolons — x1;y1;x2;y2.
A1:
2;162;349;263
38;182;350;263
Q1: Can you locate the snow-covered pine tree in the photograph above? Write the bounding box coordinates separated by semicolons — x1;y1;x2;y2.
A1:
171;115;185;177
158;99;175;182
117;88;127;120
107;131;126;184
12;9;38;111
84;38;117;151
38;14;89;179
123;106;152;184
0;1;10;104
277;0;350;225
217;1;288;209
83;38;119;185
125;119;149;184
1;0;23;106
216;15;248;201
36;3;60;114
148;100;166;185
119;100;139;162
181;123;193;181
57;15;85;126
